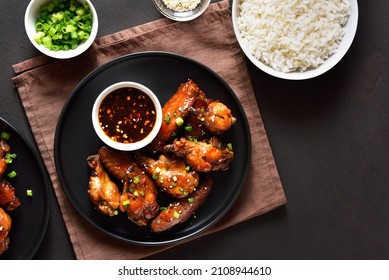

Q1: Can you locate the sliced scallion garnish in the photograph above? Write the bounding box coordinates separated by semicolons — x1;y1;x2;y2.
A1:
0;132;10;140
34;0;93;51
26;189;33;197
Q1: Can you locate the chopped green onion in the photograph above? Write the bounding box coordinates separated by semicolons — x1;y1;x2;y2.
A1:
188;197;195;203
187;136;198;142
133;190;145;197
7;170;17;179
133;176;140;184
185;165;191;171
175;117;184;126
122;200;130;207
0;132;10;140
163;115;171;123
33;0;93;51
5;153;17;164
75;7;86;16
5;153;17;159
184;125;192;132
26;189;33;197
227;143;233;151
173;211;180;219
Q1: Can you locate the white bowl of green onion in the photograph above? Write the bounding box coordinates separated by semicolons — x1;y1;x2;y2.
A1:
25;0;98;59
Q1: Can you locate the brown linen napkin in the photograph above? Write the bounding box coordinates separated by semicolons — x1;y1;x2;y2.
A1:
12;0;286;259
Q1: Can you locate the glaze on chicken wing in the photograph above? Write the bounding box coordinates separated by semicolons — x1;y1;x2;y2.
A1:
184;91;210;140
97;146;159;226
87;154;120;216
164;137;234;172
150;175;213;233
203;101;236;134
134;152;199;198
0;177;20;211
186;91;236;137
0;207;11;255
0;139;10;177
148;80;200;153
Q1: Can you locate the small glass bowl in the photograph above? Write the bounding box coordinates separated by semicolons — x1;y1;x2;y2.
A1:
152;0;211;22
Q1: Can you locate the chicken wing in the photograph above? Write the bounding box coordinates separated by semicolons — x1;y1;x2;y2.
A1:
97;146;159;226
0;139;10;177
0;207;12;255
150;175;213;233
164;137;234;172
87;155;120;216
203;101;236;134
0;177;20;211
184;90;211;140
98;146;140;181
148;80;200;153
186;91;236;137
134;152;199;198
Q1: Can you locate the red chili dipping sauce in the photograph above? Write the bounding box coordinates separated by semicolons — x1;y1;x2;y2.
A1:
98;87;157;143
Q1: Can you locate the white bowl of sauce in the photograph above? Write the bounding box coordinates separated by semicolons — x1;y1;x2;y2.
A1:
92;81;162;151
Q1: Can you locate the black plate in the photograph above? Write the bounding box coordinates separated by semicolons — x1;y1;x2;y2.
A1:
0;117;50;259
54;52;251;245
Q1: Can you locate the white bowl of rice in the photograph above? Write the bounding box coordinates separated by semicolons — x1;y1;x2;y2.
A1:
232;0;358;80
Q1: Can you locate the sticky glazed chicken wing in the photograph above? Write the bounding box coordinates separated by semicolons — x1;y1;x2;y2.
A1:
134;152;199;198
87;155;120;216
164;137;234;172
0;139;10;177
185;91;236;138
184;90;211;140
203;101;236;134
0;177;20;211
97;146;159;226
0;207;12;255
119;175;160;226
150;175;213;233
148;80;200;153
98;146;136;182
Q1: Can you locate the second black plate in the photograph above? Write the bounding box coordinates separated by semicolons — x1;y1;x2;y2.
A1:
0;117;50;259
54;52;251;245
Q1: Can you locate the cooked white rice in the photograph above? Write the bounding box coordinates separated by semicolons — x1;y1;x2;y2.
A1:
237;0;351;73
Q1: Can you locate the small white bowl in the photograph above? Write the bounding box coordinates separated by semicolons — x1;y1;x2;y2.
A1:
92;82;162;151
152;0;210;22
232;0;359;80
25;0;98;59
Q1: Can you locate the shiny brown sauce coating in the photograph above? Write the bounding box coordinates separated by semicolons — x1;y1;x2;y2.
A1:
98;87;156;143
